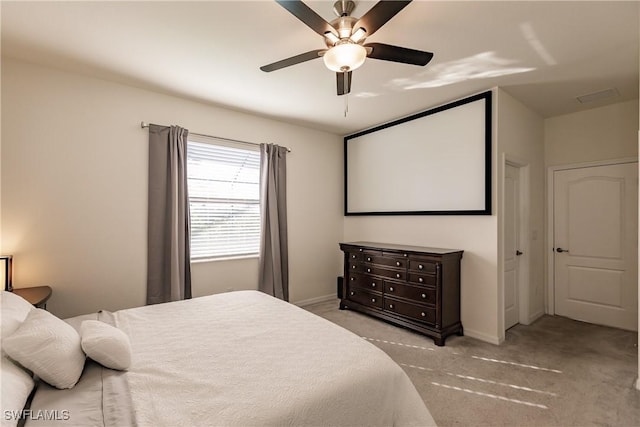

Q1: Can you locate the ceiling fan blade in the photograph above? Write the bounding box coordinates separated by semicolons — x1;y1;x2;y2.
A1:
365;43;433;66
260;49;325;72
276;0;337;37
354;1;412;37
337;71;352;96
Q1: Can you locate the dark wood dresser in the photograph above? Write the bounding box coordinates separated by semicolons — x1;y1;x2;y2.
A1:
339;242;463;346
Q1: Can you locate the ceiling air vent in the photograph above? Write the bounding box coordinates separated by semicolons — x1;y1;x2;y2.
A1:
576;88;619;104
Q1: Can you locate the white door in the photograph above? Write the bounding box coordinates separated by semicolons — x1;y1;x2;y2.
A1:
553;163;638;331
504;164;521;330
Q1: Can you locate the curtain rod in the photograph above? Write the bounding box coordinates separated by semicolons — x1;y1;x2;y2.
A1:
140;122;291;152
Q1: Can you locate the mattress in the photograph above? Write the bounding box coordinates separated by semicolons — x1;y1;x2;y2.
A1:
26;291;435;426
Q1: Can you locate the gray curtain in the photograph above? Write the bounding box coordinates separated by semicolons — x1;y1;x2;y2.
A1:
258;144;289;301
147;124;192;305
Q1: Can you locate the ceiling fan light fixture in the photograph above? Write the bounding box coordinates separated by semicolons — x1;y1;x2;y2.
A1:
323;42;367;72
350;27;367;43
324;31;340;45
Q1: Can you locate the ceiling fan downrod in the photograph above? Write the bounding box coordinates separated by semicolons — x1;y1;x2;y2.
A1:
325;0;362;46
333;0;356;17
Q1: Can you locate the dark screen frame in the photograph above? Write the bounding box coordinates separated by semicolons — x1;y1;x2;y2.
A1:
344;91;492;216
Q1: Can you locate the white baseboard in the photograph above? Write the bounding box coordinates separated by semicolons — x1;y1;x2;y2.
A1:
464;328;502;345
636;376;640;391
528;310;545;324
294;294;336;307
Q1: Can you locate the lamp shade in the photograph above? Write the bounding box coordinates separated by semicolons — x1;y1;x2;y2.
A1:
323;43;367;72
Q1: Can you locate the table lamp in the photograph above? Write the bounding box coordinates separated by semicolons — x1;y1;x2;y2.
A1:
0;255;14;291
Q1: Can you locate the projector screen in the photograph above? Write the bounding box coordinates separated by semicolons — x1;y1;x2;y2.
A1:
344;91;491;215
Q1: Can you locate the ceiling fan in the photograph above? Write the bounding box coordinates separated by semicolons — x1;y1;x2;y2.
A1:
260;0;433;96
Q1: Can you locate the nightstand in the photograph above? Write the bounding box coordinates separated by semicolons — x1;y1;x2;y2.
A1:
13;286;53;309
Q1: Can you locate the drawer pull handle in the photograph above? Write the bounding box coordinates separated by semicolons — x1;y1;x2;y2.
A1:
371;283;376;288
350;277;355;281
396;273;401;278
418;277;424;283
352;265;357;269
421;293;427;299
418;264;424;270
367;257;371;262
350;291;355;296
403;254;408;257
389;287;394;292
396;261;401;267
389;304;394;309
367;268;371;273
352;255;356;259
371;298;376;303
421;312;426;317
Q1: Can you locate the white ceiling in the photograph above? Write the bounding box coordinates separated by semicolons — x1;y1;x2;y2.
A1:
2;1;638;135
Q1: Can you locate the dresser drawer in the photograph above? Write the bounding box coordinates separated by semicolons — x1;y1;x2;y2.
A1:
348;273;382;291
384;297;436;324
361;265;405;281
408;260;437;273
363;254;407;269
384;282;436;305
347;288;383;309
407;273;437;286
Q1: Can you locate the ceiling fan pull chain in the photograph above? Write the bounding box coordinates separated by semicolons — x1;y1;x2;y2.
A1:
343;70;349;117
344;93;349;117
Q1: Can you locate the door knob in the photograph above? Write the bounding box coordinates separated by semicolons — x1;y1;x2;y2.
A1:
516;250;523;256
556;247;569;253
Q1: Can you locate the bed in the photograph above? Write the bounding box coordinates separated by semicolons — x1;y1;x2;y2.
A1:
1;290;435;427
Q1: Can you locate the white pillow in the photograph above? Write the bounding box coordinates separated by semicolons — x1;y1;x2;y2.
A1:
1;290;35;340
80;320;131;370
1;356;35;427
3;309;85;389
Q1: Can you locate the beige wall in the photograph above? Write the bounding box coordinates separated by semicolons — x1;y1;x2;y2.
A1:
342;89;547;345
545;99;639;166
343;89;501;344
544;98;639;387
1;59;343;318
3;57;637;348
496;89;545;340
343;215;499;342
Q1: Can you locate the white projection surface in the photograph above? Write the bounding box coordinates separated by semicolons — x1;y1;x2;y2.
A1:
345;93;490;214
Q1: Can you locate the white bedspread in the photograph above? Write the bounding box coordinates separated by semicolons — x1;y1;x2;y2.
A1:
114;291;435;427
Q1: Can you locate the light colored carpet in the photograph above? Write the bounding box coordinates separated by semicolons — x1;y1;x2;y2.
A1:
304;299;640;426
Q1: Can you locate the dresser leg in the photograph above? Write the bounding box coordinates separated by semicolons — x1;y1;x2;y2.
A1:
433;337;445;346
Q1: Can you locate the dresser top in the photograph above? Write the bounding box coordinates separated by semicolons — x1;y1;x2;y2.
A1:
340;241;463;255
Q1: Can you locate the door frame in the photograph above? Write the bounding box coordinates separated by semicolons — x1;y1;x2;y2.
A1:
546;157;638;315
500;154;531;336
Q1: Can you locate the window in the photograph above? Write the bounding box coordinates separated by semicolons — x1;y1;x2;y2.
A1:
187;135;260;259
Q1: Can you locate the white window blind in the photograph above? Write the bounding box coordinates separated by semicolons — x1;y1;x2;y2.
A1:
187;137;260;259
